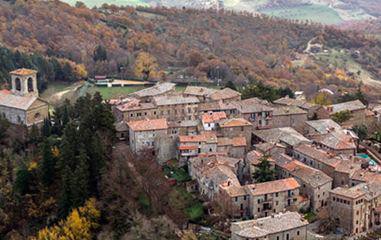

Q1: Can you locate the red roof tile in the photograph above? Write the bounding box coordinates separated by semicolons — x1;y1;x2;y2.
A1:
127;118;168;131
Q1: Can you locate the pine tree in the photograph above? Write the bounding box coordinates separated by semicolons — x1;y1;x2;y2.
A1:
253;155;275;183
71;147;90;208
14;165;31;195
40;140;55;186
41;118;52;137
93;45;108;62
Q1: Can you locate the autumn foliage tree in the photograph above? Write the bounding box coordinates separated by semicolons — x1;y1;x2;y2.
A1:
134;52;161;80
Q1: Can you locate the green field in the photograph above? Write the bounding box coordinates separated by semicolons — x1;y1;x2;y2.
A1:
87;86;146;99
260;4;343;25
62;0;149;7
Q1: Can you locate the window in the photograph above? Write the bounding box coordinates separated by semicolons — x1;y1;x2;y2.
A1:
130;113;133;117
137;112;142;117
257;208;260;212
286;233;289;240
154;111;156;115
275;192;279;197
257;199;260;204
34;112;41;119
244;196;247;200
297;231;300;236
15;78;21;91
27;77;34;92
235;197;238;202
240;204;243;210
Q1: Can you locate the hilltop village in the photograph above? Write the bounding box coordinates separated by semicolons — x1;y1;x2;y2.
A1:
3;69;381;239
110;81;381;239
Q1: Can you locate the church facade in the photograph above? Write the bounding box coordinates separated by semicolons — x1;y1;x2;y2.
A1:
0;69;49;127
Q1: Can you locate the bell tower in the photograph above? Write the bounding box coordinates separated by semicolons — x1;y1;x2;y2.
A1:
10;68;38;97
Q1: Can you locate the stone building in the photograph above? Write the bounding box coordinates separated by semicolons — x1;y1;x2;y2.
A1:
310;129;357;156
235;98;274;129
218;118;252;145
245;178;301;219
168;119;199;136
276;156;333;212
113;99;156;122
0;69;49;127
206;87;241;103
217;136;247;159
201;111;227;131
177;132;218;163
130;82;176;102
272;106;307;133
304;119;341;137
329;182;381;235
127;118;168;156
274;96;320;119
231;211;309;240
183;86;217;102
153;95;199;121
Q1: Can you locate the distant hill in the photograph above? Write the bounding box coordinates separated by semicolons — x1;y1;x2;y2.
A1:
61;0;381;24
1;0;381;97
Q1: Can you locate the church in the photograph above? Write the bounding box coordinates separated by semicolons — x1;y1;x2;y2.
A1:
0;69;49;127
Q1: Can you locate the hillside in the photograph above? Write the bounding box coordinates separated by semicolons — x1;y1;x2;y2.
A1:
1;0;381;96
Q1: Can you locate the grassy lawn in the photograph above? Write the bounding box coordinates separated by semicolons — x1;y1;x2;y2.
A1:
185;202;204;222
260;4;343;25
87;85;145;99
169;187;204;222
62;0;149;7
163;165;191;183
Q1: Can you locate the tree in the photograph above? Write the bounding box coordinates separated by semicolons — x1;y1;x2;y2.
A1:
40;140;55;186
225;80;237;91
134;52;160;80
93;45;108;62
313;92;332;106
331;110;352;124
253;155;275;183
35;198;100;240
14;164;31;195
352;124;368;141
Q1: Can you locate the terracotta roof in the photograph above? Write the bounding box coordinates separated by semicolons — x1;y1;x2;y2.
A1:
220;184;246;197
183;86;217;96
202;112;227;124
245;178;300;196
10;68;37;76
115;99;155;112
294;144;342;168
235;98;273;114
311;130;356;150
0;90;41;110
281;160;332;188
246;150;275;166
178;145;198;150
127;118;168;131
179;132;217;143
208;88;241;101
219;118;252;128
218;137;246;147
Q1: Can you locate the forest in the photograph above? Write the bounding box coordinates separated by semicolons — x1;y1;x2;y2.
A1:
0;0;381;97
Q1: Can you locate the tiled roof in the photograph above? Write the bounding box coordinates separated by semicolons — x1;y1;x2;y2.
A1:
273;106;307;116
208;88;241;101
330;100;366;114
253;127;311;147
132;82;175;98
246;150;275;166
220;184;246;197
179;132;217;143
183;86;217;96
10;68;37;76
281;160;332;188
294;144;342;168
311;130;356;150
202;112;227;124
0;90;40;110
127;118;168;131
153;95;199;106
219;118;252;128
305;119;342;135
218;137;246;147
235;98;273;114
115;99;155;112
178;145;198;150
274;96;316;110
232;212;308;239
245;178;300;196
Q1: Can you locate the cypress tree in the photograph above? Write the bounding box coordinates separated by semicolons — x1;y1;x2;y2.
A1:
41;140;55;186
